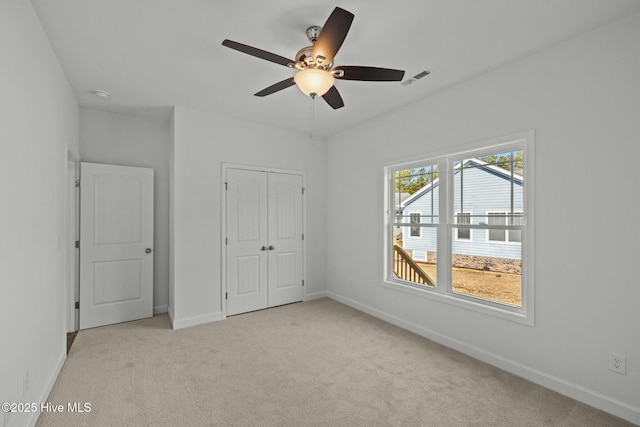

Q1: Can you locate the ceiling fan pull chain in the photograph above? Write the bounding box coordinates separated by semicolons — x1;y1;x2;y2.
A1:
309;95;315;139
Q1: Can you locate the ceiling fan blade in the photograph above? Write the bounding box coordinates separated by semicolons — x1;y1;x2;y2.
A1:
334;66;405;81
222;39;294;67
254;78;296;97
311;7;354;65
322;86;345;109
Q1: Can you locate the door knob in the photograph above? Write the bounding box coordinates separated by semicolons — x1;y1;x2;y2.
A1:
261;246;268;251
268;245;275;251
145;248;152;254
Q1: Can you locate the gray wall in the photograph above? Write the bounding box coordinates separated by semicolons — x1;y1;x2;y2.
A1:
326;12;640;423
170;106;327;328
3;1;639;424
0;1;79;426
80;108;171;312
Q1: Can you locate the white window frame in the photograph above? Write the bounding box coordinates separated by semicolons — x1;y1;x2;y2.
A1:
455;212;472;241
383;130;535;326
486;211;524;244
409;212;421;237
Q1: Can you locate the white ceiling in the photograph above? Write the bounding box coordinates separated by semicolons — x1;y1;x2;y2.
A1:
31;0;640;137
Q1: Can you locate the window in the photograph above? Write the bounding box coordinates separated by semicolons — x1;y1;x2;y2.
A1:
488;212;523;242
385;131;534;324
456;212;471;240
409;213;421;237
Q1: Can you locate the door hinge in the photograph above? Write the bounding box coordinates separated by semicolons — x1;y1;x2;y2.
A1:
302;187;305;195
302;280;304;287
75;301;79;309
225;237;228;245
75;240;80;249
302;233;304;241
225;292;228;300
75;179;80;188
224;182;228;190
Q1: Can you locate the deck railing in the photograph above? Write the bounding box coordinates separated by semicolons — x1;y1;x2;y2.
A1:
393;244;436;286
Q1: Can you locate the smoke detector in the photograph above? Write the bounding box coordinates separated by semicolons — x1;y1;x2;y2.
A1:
91;89;110;98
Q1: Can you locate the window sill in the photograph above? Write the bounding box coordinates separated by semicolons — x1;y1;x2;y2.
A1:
382;279;534;326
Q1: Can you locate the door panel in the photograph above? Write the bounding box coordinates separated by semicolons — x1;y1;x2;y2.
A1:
267;173;303;307
80;162;154;329
236;178;263;242
274;181;297;239
226;168;303;315
226;169;268;315
94;175;143;244
93;259;143;304
274;251;296;289
236;256;261;295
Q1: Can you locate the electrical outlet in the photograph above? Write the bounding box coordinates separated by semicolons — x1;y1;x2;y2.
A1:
608;352;627;375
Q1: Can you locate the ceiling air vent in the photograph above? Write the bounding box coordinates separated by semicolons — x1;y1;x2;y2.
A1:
401;70;431;86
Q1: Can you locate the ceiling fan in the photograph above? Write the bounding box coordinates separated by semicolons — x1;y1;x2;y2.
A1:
222;7;405;109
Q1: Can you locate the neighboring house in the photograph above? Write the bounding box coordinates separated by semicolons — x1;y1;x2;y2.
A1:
401;158;524;273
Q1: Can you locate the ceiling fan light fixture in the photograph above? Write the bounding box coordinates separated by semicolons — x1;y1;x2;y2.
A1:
222;7;403;109
293;68;335;97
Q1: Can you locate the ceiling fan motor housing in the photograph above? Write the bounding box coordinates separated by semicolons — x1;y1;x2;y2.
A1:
306;25;322;43
296;25;334;70
295;46;314;63
293;47;333;71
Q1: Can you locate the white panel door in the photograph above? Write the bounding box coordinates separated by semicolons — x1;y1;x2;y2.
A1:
267;173;303;307
226;169;269;316
80;162;154;329
226;168;303;316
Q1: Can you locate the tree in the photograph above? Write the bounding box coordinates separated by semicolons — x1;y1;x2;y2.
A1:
395;167;438;195
480;150;523;171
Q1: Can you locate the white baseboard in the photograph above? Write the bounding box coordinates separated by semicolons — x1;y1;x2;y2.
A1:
304;291;327;301
153;304;168;315
28;350;66;427
171;311;224;330
326;291;640;425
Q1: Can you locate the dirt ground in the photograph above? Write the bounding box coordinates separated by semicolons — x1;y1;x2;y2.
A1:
416;262;522;306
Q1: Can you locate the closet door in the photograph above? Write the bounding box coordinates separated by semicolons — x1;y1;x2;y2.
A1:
225;168;304;316
226;169;269;316
267;173;304;307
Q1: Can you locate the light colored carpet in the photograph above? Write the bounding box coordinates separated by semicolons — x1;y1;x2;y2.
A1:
37;298;633;427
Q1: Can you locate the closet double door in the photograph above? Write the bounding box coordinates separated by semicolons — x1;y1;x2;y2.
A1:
226;168;304;316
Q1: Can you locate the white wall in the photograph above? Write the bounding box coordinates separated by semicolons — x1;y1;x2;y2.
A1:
79;108;171;313
0;1;79;426
3;1;636;424
170;106;327;328
325;12;640;424
169;113;176;323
